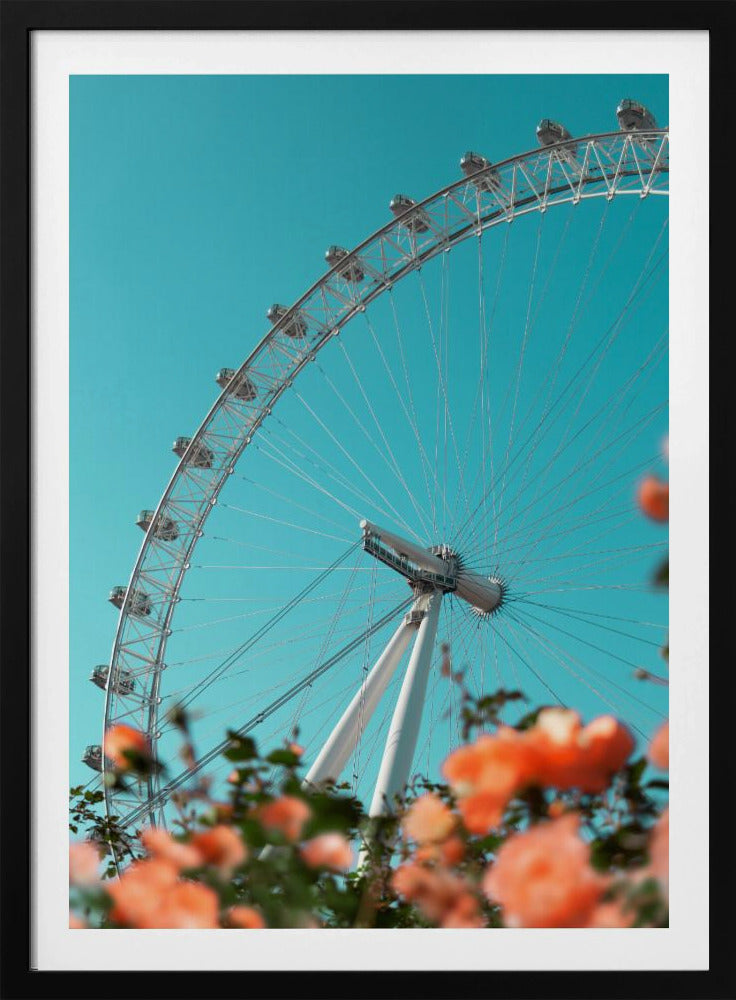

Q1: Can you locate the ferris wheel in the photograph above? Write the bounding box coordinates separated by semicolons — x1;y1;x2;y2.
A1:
82;100;669;864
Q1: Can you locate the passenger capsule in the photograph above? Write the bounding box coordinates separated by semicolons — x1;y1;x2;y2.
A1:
82;744;103;772
109;585;152;618
536;119;574;147
325;245;365;283
389;194;431;233
136;509;179;541
215;368;258;402
459;151;503;193
267;304;308;339
172;436;215;469
90;664;136;695
616;98;657;132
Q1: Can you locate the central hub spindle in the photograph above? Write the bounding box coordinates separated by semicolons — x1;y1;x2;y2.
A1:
360;519;505;616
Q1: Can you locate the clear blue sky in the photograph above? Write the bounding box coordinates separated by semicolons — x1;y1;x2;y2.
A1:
70;74;669;797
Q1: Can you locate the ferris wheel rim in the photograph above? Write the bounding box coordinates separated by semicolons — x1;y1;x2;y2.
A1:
100;128;669;838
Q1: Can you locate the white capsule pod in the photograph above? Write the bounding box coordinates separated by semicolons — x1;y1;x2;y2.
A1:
172;436;215;469
136;509;179;541
90;664;136;695
325;245;365;283
459;151;504;194
215;368;258;401
109;585;152;618
82;744;103;772
267;303;308;338
389;194;431;233
616;98;657;133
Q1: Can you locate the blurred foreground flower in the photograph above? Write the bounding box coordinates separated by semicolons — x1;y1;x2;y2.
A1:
637;476;669;523
648;721;669;770
256;796;311;842
69;840;101;887
483;813;608;927
104;724;152;771
300;833;354;872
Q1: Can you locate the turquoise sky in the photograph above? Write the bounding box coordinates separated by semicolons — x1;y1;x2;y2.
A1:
70;74;669;798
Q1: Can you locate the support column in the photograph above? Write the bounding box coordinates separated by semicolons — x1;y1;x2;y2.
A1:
368;589;442;818
302;616;416;788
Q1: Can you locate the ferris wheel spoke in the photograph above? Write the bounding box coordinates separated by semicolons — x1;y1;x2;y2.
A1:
480;408;665;566
502;247;668;538
506;604;666;724
416;265;473;535
361;309;439;533
489;327;667;559
293;390;424;544
502;608;651;737
236;475;356;536
451;235;668;553
510;541;668;590
334;340;434;539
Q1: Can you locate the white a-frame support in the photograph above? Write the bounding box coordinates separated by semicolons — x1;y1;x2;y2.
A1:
302;615;416;788
368;589;441;817
301;588;442;819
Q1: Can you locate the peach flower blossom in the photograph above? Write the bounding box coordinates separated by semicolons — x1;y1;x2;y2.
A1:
190;825;247;876
69;840;101;887
648;721;669;770
402;793;456;844
104;724;151;770
256;795;311;842
638;476;669;523
140;827;203;870
138;881;219;929
106;858;179;927
300;833;354;872
586;899;635;928
226;905;266;929
393;861;480;926
69;912;86;929
438;835;466;867
531;709;634;793
483;813;608;928
442;729;537;834
441;890;486;929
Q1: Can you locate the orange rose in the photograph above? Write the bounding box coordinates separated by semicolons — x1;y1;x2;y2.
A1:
638;476;669;522
256;796;311;842
104;724;151;770
139;881;219;929
442;729;537;834
648;721;669;770
69;840;101;886
531;709;634;793
140;828;203;870
483;814;608;927
439;835;466;867
402;793;455;844
441;890;486;929
300;833;354;872
106;858;179;927
226;905;266;929
393;861;479;926
190;825;247;876
586;899;635;928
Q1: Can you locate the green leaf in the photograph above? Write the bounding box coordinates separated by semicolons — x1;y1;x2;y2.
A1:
224;734;258;762
266;749;301;767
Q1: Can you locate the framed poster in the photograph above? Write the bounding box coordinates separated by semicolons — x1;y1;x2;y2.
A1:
0;2;728;997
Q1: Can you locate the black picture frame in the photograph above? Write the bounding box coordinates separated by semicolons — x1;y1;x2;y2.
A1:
1;3;732;997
